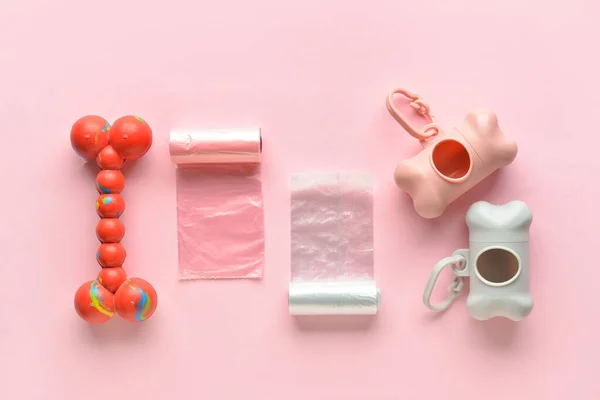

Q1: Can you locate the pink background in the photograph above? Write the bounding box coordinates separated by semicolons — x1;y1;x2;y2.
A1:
1;0;598;398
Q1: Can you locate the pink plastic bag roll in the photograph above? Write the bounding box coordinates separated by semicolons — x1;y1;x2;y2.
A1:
170;129;264;279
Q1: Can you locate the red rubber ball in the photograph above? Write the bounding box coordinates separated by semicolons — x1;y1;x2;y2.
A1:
98;267;128;293
96;242;126;268
96;218;125;243
74;280;115;323
109;116;152;160
97;145;125;170
114;278;158;322
96;170;125;194
96;194;125;218
70;116;111;161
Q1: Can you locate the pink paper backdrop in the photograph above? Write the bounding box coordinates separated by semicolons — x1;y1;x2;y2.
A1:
0;0;598;398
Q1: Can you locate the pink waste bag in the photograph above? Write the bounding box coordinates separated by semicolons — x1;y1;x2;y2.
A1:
170;129;264;279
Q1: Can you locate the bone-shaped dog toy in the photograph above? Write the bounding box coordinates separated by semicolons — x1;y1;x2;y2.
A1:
387;89;518;218
71;115;158;324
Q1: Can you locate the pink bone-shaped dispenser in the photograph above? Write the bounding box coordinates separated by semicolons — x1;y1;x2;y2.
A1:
387;89;517;218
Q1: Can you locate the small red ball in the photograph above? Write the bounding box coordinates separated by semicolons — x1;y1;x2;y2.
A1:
70;116;111;161
96;218;125;243
114;278;158;322
97;242;126;267
96;194;125;218
74;280;115;323
109;116;152;160
98;267;128;293
96;145;125;170
96;170;125;194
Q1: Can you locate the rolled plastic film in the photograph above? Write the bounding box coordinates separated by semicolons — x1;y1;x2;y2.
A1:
289;280;380;315
288;173;380;316
170;128;262;164
170;128;265;280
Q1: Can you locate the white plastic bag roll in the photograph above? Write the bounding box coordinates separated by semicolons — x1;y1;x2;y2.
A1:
288;173;380;316
288;280;380;315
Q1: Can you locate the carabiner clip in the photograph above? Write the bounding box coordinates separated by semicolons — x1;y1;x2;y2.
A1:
386;88;441;143
423;254;467;312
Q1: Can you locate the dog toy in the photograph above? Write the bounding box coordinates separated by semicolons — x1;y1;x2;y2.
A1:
71;115;158;323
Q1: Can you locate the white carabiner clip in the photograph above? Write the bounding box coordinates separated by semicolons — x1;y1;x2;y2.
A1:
423;253;468;312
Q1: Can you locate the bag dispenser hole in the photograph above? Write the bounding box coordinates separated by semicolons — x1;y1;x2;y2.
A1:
431;139;471;181
475;248;520;285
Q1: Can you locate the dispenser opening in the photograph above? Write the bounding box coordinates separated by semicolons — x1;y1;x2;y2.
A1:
431;139;472;182
475;247;520;286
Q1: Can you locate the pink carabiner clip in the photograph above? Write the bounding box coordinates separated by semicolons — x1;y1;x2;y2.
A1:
386;88;442;145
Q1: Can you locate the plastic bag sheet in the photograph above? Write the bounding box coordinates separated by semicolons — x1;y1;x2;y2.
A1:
170;129;264;279
289;173;380;315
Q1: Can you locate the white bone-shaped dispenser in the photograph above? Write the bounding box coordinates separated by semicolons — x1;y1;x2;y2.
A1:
423;201;533;321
